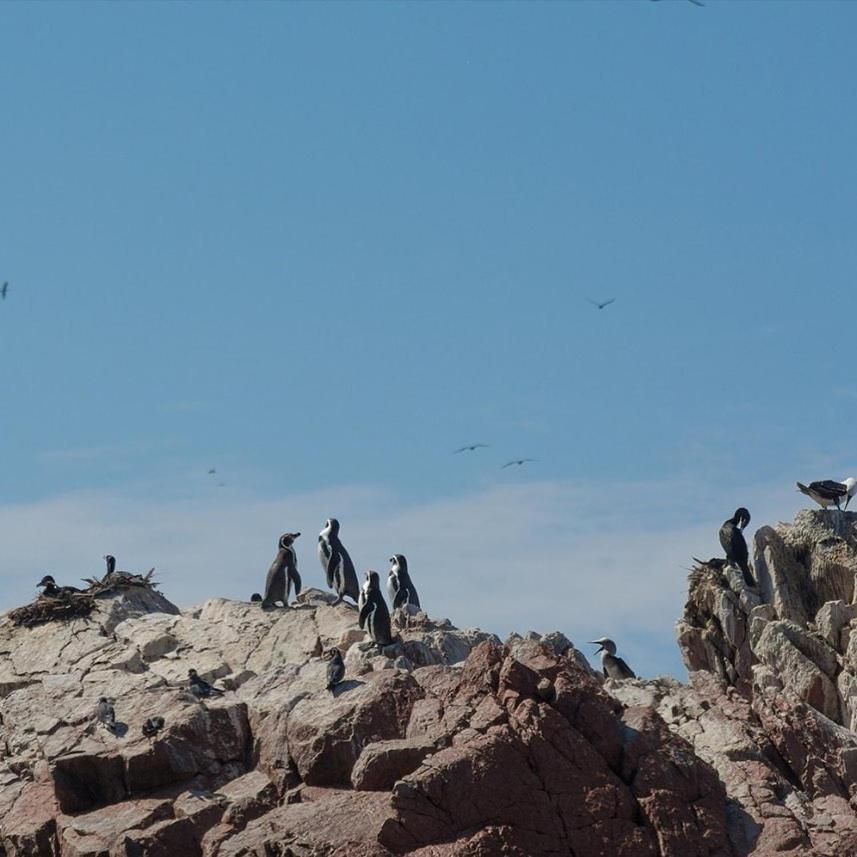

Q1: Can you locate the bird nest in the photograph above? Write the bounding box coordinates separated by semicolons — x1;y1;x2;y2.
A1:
8;570;159;627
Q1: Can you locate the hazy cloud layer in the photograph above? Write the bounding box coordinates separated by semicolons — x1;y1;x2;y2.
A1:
0;477;802;678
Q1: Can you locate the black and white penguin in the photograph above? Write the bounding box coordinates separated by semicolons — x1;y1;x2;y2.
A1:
188;668;224;699
318;518;360;604
142;716;165;738
96;697;117;734
103;555;116;577
262;532;302;608
326;647;345;693
796;477;857;511
358;570;394;652
386;554;420;610
589;638;636;680
357;570;371;613
250;593;263;603
37;575;81;598
718;507;754;586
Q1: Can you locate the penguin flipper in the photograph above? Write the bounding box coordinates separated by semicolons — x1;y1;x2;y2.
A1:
290;568;302;598
393;586;409;610
358;600;371;629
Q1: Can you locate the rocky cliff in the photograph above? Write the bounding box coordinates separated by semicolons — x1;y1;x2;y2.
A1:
1;509;857;856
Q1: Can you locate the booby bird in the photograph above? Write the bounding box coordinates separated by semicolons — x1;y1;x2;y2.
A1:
326;647;345;693
501;458;537;469
796;478;857;511
318;518;360;604
188;669;224;699
96;697;118;734
359;571;394;652
454;443;490;454
261;532;302;608
387;554;420;610
36;575;81;598
142;716;165;738
586;297;615;310
589;638;636;680
718;507;754;586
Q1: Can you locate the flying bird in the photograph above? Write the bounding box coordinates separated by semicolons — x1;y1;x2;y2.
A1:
586;298;615;310
651;0;704;6
207;468;216;475
590;638;636;680
501;458;537;469
0;282;7;300
796;478;857;511
454;443;490;454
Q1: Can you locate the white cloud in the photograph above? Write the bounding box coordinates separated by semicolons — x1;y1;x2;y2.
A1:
0;476;802;679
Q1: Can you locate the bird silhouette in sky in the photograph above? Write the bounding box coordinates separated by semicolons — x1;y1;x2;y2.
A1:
207;468;216;475
501;458;537;469
1;282;8;300
651;0;704;6
454;443;490;454
586;298;615;310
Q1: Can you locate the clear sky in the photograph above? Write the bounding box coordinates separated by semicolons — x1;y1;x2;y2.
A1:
2;1;856;678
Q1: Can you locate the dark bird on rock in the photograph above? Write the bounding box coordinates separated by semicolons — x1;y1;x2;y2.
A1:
37;575;81;598
586;297;615;310
250;593;263;602
718;507;754;586
454;443;490;454
326;647;345;693
692;557;728;570
318;518;360;604
501;458;537;469
188;669;224;699
796;478;857;511
142;716;165;738
96;697;117;733
1;282;7;300
104;555;116;577
590;638;636;680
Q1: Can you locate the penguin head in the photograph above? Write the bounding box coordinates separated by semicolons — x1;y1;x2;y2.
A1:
326;647;342;661
731;508;751;529
321;518;340;537
389;554;407;574
250;593;263;602
279;532;301;550
188;669;198;679
589;637;617;655
104;555;116;574
367;570;380;590
37;575;56;587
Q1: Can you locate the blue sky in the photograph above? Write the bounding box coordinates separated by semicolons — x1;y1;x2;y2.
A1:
2;1;856;677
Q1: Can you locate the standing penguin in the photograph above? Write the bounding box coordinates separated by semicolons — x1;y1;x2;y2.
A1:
262;532;302;608
318;518;360;604
104;555;116;577
386;554;420;611
325;647;345;693
718;507;754;586
358;570;394;652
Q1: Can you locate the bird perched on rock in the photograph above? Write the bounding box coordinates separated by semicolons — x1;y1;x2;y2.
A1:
318;518;360;604
719;507;754;586
387;554;420;611
36;575;81;598
188;669;224;699
326;647;345;693
142;716;165;738
104;555;116;577
797;478;857;511
589;638;636;680
262;532;302;608
359;570;394;652
96;697;118;734
250;593;263;602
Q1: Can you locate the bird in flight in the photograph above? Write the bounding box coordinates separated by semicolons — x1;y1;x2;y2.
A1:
1;282;8;300
454;443;490;454
207;468;216;475
501;458;537;469
651;0;704;6
586;298;615;310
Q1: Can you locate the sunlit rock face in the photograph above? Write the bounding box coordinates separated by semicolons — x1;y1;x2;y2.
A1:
4;513;857;855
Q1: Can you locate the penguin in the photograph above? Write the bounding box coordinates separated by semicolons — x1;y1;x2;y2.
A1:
718;507;754;586
142;716;165;738
37;575;81;598
104;555;116;577
796;477;857;511
387;554;420;611
261;532;302;608
96;697;117;734
358;570;394;652
318;518;360;604
326;647;345;693
589;638;636;680
357;570;371;613
188;669;224;699
250;593;263;603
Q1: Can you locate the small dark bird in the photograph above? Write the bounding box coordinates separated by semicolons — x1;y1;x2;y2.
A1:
651;0;704;6
207;468;216;475
590;638;636;680
692;557;728;570
142;716;165;738
250;593;263;602
217;482;225;488
586;298;615;310
326;647;345;693
454;443;490;454
501;458;537;469
96;697;117;733
0;282;7;300
719;507;754;586
188;668;224;699
37;575;81;598
104;555;116;577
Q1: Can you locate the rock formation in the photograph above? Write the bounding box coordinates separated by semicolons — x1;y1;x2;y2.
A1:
2;509;857;854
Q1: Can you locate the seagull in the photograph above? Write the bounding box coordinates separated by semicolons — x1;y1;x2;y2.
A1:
0;282;7;300
454;443;490;454
501;458;537;469
796;478;857;511
589;638;636;680
586;298;615;310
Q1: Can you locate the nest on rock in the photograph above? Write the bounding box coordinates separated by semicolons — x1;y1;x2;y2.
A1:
9;570;159;627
